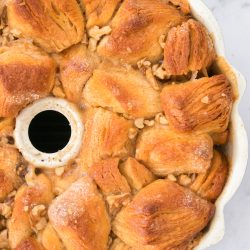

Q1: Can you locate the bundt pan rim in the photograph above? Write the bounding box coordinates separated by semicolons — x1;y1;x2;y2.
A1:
189;0;248;249
1;0;248;249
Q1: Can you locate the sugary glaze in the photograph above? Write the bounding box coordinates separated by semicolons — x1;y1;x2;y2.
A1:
0;0;234;249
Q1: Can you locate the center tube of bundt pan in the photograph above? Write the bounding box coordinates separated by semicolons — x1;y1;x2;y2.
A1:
14;97;84;168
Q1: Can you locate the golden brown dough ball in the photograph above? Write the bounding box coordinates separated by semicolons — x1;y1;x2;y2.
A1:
97;0;187;65
0;41;55;117
190;150;228;202
48;176;110;250
7;0;84;53
59;44;99;104
83;61;161;119
78;108;133;170
161;75;233;133
136;126;213;176
112;179;215;249
164;19;215;75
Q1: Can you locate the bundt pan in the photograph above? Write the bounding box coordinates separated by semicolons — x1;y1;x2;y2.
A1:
0;0;248;249
188;0;248;249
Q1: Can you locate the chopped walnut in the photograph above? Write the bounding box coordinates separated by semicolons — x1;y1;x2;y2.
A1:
25;168;36;186
134;118;145;129
146;68;160;91
137;58;151;69
155;113;161;123
155;113;168;125
31;204;46;217
0;23;20;45
202;68;208;77
0;218;6;228
159;34;166;48
0;229;9;249
16;162;28;179
191;173;197;182
81;32;88;45
9;28;21;36
55;74;61;86
67;208;73;215
152;64;169;80
127;102;133;111
144;119;155;127
88;25;111;41
7;190;16;201
106;193;131;216
88;37;97;52
2;27;10;36
52;86;65;98
23;205;29;212
178;174;192;186
128;128;138;139
201;96;209;104
0;203;12;218
123;113;133;120
55;167;65;177
126;47;132;53
190;71;198;80
159;116;168;125
108;237;113;248
35;217;47;231
167;174;177;182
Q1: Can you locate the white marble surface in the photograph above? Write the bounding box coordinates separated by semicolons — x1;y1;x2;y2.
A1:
202;0;250;249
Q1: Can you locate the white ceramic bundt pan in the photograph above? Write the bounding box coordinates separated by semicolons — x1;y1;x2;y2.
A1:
10;0;248;249
188;0;248;249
